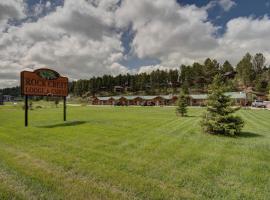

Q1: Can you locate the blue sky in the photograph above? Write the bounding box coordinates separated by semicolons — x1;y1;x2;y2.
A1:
0;0;270;87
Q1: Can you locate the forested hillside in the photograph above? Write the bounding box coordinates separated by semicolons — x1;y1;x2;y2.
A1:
70;53;270;96
1;53;270;97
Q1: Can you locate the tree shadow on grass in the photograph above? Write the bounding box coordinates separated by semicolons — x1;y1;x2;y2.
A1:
176;114;197;118
202;131;263;139
185;115;197;118
238;131;263;138
38;121;87;128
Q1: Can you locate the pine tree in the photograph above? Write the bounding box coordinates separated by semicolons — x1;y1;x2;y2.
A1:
201;75;244;136
221;60;234;74
176;89;188;117
236;53;255;87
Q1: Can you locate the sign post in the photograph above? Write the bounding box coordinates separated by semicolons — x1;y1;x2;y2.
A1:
63;96;66;121
21;68;68;127
25;95;28;127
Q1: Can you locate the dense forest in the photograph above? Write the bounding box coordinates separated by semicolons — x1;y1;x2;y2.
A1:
70;52;270;97
0;86;21;97
1;53;270;97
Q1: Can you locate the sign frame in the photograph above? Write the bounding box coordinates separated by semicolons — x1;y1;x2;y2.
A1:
20;68;69;127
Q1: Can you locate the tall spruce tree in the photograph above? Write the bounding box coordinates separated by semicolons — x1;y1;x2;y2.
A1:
176;89;188;117
201;75;244;136
236;53;254;87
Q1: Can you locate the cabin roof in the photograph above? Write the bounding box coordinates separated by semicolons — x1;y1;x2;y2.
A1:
96;92;246;101
96;97;112;101
190;92;246;100
225;92;246;99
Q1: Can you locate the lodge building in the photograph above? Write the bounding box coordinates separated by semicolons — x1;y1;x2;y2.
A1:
92;92;247;106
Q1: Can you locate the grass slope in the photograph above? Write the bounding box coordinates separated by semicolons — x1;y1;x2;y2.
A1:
0;104;269;200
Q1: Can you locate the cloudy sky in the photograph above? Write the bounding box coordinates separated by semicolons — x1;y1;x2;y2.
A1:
0;0;270;88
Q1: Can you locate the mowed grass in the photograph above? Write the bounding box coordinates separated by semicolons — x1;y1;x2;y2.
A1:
0;104;269;200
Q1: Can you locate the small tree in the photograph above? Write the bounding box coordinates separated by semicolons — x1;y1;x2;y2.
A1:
29;101;33;110
55;99;60;108
201;75;244;136
176;89;188;117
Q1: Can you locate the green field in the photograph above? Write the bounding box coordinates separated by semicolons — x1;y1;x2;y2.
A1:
0;104;269;200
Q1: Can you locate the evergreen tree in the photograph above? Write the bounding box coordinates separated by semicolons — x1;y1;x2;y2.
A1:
201;75;244;136
221;60;234;74
176;89;188;117
236;53;255;87
253;53;265;74
203;58;219;84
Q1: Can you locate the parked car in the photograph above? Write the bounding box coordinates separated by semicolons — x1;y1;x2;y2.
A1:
251;100;266;108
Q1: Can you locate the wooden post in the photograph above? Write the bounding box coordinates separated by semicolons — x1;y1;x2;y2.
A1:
63;96;66;121
25;95;28;127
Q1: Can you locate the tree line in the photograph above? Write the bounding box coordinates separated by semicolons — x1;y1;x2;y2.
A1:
1;52;270;97
71;52;270;96
0;86;20;97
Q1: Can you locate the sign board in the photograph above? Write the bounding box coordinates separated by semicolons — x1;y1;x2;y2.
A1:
21;68;68;97
20;68;68;127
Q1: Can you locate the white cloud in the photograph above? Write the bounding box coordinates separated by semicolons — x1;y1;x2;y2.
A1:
116;0;218;67
0;0;25;28
0;0;270;88
117;0;270;68
219;0;236;11
205;0;236;12
45;1;51;9
216;15;270;65
138;65;175;74
0;0;126;87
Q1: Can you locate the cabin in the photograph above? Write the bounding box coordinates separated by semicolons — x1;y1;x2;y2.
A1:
189;92;247;106
92;95;178;106
189;94;207;106
160;95;178;105
92;97;114;105
124;96;142;106
3;95;14;102
92;92;247;107
114;86;124;93
228;92;247;106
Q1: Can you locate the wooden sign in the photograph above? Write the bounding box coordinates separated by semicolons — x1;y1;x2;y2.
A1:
21;68;68;97
20;68;68;127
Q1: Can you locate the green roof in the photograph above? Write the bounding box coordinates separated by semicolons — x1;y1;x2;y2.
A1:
160;95;175;100
97;97;112;101
190;92;246;100
225;92;246;99
190;94;208;100
139;96;159;100
112;96;123;100
123;96;141;100
97;92;246;101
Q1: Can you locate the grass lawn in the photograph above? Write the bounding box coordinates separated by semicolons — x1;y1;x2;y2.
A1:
0;104;269;199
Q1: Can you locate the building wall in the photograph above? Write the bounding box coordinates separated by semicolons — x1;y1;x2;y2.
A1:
189;99;206;106
3;95;14;102
92;95;247;106
189;98;246;106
